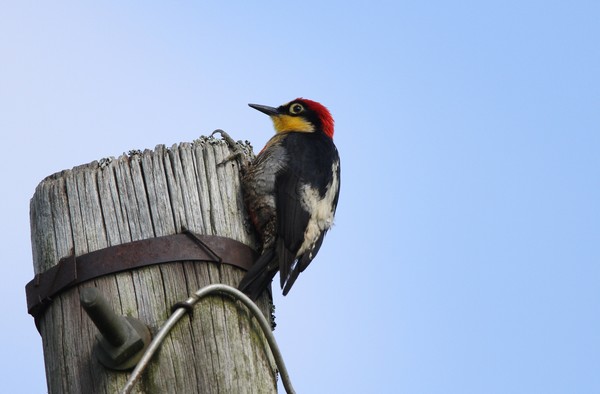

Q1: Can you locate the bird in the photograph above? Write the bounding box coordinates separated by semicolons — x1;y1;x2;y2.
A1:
225;98;341;300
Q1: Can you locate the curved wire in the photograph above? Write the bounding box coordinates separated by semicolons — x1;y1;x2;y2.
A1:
120;284;295;394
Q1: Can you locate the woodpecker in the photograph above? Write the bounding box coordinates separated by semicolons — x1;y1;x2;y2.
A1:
234;98;341;300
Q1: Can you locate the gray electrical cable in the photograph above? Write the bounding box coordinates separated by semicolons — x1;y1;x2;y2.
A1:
120;283;295;394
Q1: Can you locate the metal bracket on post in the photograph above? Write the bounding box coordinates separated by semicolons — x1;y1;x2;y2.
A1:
80;288;152;371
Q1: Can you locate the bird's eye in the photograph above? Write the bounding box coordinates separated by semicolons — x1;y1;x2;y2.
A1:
289;103;304;115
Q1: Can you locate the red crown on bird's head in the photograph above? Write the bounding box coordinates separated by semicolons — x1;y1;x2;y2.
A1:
294;98;335;139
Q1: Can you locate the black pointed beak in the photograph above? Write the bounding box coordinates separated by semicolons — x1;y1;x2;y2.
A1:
248;103;280;116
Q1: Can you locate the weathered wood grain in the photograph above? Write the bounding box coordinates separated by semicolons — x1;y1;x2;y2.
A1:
29;137;276;393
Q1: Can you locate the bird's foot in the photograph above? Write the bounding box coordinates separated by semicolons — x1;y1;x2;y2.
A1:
211;129;250;168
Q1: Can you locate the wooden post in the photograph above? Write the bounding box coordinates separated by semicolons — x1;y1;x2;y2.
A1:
29;137;277;393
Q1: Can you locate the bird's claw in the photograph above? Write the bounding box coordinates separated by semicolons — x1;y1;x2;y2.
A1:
211;129;248;168
211;129;237;147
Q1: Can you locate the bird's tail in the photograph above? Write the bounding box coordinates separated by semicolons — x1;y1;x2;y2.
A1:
238;248;278;300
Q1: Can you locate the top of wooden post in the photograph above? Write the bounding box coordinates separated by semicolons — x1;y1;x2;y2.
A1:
30;136;255;274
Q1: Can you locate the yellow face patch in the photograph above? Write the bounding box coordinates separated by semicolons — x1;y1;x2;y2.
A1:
271;114;315;134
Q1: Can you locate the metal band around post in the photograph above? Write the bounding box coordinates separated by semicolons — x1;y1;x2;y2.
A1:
25;232;257;321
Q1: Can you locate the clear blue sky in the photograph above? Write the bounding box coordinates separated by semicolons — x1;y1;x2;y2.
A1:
2;2;599;393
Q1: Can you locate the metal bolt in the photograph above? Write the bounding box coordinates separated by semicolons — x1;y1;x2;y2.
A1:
80;287;151;371
80;288;129;346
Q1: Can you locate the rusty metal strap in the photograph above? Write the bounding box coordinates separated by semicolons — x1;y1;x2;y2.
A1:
25;232;256;320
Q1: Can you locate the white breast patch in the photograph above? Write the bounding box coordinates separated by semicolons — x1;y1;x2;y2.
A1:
297;160;340;259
